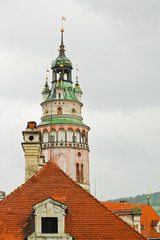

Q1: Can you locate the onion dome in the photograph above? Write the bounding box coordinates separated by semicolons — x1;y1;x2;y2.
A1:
42;77;50;94
74;76;82;93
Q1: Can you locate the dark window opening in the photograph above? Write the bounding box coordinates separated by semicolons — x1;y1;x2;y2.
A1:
57;107;62;114
58;93;61;99
141;225;145;230
77;152;81;157
42;217;58;234
29;135;34;141
76;163;79;183
81;164;84;183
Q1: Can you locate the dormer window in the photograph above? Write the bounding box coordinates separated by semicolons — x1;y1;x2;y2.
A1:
58;93;61;99
42;217;58;234
28;198;72;240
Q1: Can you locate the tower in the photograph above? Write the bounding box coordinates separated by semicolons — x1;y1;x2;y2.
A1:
38;28;90;191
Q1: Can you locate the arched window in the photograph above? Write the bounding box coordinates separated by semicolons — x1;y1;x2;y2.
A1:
53;70;56;81
50;129;56;142
58;128;65;141
67;128;73;142
64;73;67;80
81;130;85;143
58;93;61;99
75;129;80;143
43;130;49;143
81;164;84;183
76;163;79;183
57;107;62;114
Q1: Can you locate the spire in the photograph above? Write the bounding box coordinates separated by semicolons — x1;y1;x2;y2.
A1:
61;28;64;47
42;69;50;94
59;17;66;57
74;66;82;94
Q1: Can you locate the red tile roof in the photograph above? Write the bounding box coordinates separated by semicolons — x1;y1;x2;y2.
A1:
0;162;146;240
102;202;160;239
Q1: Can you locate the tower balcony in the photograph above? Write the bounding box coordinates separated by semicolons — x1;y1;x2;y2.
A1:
42;141;89;150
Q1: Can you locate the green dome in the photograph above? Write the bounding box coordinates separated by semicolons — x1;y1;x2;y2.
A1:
51;55;72;69
42;81;50;94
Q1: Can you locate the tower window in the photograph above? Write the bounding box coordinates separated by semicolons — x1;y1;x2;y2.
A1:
29;136;34;141
81;164;84;183
57;107;62;114
76;163;79;183
58;93;61;99
42;217;58;234
73;136;77;142
77;152;81;157
64;73;67;80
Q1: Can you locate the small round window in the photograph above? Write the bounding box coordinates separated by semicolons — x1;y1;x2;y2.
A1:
29;136;34;141
77;152;81;157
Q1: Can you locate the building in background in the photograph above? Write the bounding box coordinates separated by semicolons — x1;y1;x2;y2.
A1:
103;201;160;239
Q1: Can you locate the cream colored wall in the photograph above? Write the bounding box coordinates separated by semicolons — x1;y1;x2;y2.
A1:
120;215;141;233
42;101;81;117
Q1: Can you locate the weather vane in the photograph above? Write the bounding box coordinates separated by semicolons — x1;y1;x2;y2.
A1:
61;16;66;29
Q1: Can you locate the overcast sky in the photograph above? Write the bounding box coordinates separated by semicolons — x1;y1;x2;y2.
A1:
0;0;160;201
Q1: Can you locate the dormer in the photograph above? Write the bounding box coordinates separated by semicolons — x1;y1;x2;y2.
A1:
28;198;72;240
152;219;160;233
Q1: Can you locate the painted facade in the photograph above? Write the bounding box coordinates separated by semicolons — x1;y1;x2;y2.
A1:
38;28;90;191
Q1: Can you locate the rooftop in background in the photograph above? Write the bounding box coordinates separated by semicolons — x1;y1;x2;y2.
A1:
103;201;160;239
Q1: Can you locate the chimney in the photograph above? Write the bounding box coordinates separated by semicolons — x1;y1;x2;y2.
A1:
22;121;45;182
0;191;6;200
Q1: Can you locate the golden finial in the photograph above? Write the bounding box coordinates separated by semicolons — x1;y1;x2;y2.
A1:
61;28;64;32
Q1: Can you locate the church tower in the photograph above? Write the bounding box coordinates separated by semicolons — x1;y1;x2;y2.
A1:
38;28;90;191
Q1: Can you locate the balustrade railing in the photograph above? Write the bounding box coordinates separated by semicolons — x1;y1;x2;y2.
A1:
42;141;89;149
